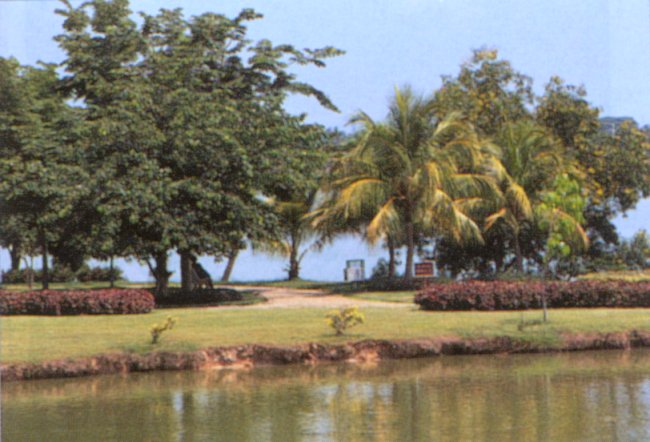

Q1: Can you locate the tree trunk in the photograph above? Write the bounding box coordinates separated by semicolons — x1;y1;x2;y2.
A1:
153;251;170;294
109;255;115;288
387;237;396;279
221;247;239;282
403;221;415;282
9;244;21;271
24;257;34;289
542;260;550;322
288;234;300;280
514;233;524;273
180;251;193;291
41;235;49;290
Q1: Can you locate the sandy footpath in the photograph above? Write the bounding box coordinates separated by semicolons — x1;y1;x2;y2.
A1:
223;286;411;309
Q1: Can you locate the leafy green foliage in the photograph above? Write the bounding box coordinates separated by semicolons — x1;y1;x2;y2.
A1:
617;230;650;270
325;306;365;336
53;1;342;291
433;48;534;136
315;86;491;280
150;316;177;344
536;77;650;246
0;58;87;288
537;174;589;265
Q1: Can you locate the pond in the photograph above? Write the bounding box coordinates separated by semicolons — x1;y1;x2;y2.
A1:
4;350;650;441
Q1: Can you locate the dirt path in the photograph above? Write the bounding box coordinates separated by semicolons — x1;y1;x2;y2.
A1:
226;286;410;309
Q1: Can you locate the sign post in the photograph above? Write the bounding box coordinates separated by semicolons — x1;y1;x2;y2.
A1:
344;259;365;282
414;262;434;278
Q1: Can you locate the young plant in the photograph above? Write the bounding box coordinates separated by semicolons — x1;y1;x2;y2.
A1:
326;306;365;336
536;174;589;321
150;316;177;344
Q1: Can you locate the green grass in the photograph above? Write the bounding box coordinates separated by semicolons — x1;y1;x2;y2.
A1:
346;291;416;303
3;306;650;364
579;269;650;282
0;281;168;291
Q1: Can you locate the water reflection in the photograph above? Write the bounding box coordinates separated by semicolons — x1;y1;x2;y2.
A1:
4;350;650;441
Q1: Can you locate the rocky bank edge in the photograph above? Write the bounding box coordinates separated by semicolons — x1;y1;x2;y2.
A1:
4;331;650;382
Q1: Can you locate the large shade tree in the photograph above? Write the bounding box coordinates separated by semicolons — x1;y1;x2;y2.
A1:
55;0;342;291
0;58;86;289
536;77;650;258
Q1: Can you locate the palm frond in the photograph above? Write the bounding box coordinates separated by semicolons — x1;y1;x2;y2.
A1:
367;198;397;243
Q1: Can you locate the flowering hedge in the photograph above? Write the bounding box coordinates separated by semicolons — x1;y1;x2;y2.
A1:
414;280;650;311
0;289;155;315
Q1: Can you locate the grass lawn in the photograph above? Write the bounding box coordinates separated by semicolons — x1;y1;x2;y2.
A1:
0;281;169;291
346;291;415;303
579;269;650;282
3;306;650;364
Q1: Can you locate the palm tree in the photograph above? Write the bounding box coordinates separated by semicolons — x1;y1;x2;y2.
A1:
484;121;563;273
256;190;321;280
314;86;491;281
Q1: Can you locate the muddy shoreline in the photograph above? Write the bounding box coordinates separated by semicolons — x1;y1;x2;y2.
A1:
4;331;650;382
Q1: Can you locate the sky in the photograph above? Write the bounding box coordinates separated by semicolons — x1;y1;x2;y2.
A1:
1;0;649;282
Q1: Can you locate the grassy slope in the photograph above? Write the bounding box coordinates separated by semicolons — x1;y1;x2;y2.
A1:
3;307;650;364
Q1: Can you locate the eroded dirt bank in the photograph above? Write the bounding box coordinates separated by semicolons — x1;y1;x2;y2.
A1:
4;331;650;382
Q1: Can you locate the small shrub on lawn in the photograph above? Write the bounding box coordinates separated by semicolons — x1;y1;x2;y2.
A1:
326;306;365;336
154;288;243;308
414;280;650;311
0;289;154;315
150;316;177;344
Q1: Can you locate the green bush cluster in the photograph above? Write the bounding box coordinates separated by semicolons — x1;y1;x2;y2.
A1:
2;265;124;284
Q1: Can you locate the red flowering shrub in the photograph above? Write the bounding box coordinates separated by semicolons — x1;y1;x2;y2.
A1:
414;280;650;311
0;289;155;315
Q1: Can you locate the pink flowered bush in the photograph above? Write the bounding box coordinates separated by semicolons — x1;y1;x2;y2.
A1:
414;280;650;311
0;289;155;315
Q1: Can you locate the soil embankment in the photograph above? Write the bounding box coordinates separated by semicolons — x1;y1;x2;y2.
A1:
4;331;650;382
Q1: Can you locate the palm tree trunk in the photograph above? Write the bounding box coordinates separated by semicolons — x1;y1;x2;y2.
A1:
221;247;239;282
514;234;524;273
404;221;415;282
387;237;396;279
288;233;300;280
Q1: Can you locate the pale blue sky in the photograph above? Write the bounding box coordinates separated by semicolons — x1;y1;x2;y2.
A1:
1;0;649;281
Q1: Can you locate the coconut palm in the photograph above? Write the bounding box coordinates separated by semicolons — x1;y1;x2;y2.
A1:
484;120;563;272
314;86;491;281
256;190;322;280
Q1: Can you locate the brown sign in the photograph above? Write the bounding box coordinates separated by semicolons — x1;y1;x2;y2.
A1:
414;262;434;277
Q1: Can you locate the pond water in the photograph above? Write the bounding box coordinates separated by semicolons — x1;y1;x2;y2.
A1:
4;350;650;441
